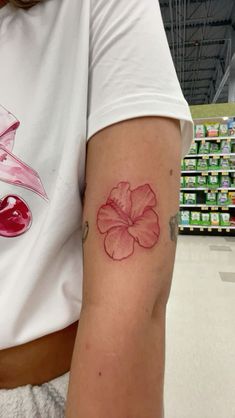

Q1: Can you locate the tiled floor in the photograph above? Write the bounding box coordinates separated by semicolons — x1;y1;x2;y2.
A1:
164;235;235;418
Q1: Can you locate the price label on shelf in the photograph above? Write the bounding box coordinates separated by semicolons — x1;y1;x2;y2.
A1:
201;140;206;145
201;172;207;176
202;155;209;160
208;228;212;232
216;139;220;143
180;227;184;231
190;227;194;231
212;156;220;160
222;171;229;176
223;155;230;159
202;206;207;210
211;207;218;211
218;228;222;232
200;228;204;232
226;228;230;232
227;139;231;143
211;171;217;175
222;207;228;211
221;189;228;193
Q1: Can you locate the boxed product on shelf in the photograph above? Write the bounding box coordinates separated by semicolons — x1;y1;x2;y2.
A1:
209;158;220;170
195;124;206;138
217;192;230;205
219;123;229;137
220;175;231;188
228;192;235;204
201;213;210;226
221;140;231;154
206;192;217;205
197;175;207;187
199;142;210;154
230;216;235;226
184;159;197;171
210;142;220;154
181;160;185;170
188;142;198;155
208;175;219;188
210;213;220;226
206;123;219;137
185;176;197;188
230;158;235;169
190;211;201;225
228;119;235;136
181;176;185;187
184;193;197;205
180;192;184;204
180;211;190;225
230;172;235;186
197;159;208;171
220;158;230;170
220;213;230;226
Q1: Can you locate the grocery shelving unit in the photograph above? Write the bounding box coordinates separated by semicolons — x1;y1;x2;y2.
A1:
179;115;235;236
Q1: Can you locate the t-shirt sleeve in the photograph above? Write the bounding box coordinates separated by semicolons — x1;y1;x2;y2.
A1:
87;0;194;157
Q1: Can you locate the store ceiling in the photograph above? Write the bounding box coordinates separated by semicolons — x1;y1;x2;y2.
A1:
159;0;235;105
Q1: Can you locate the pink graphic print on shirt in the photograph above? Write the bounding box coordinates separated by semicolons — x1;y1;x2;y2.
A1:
0;105;48;238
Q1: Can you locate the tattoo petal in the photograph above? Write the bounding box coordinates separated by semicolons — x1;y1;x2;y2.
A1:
97;204;128;233
107;182;131;216
128;209;159;248
104;226;135;260
130;184;156;220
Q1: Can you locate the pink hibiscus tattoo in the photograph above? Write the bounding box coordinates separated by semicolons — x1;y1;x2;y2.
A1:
97;182;160;261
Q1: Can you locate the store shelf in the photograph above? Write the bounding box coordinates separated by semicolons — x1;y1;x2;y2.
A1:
180;187;235;191
181;170;235;174
194;136;235;142
179;225;235;232
180;204;235;209
185;153;235;158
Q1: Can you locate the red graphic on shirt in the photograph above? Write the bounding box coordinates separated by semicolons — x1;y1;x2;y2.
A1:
0;105;48;238
97;182;160;261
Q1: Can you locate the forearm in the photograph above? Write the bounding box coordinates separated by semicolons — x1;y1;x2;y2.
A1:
66;306;166;418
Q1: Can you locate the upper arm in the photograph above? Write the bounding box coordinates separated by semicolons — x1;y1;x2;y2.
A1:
82;116;181;321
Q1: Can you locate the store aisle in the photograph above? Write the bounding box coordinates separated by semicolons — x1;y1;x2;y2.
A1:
164;235;235;418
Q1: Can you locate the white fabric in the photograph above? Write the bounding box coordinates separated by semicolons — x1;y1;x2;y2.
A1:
0;372;69;417
0;0;193;349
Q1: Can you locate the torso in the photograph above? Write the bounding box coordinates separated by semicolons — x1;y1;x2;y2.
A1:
0;321;79;389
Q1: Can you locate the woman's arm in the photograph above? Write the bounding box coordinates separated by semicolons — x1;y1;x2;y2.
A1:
66;116;181;418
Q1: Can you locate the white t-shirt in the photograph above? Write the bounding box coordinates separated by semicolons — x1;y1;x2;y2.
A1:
0;0;193;349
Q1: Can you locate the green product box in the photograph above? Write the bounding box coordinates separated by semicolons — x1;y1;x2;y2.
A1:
220;213;230;226
188;142;198;155
180;211;190;225
184;159;197;171
219;123;229;137
209;158;220;170
221;140;231;154
197;159;208;171
220;175;231;188
184;193;197;205
220;158;230;170
210;142;220;154
211;213;220;226
197;175;207;187
206;192;217;205
181;160;185;170
199;142;210;154
195;125;206;138
180;192;184;205
217;192;230;206
190;211;201;225
185;176;197;188
181;176;185;188
201;213;211;226
208;175;219;188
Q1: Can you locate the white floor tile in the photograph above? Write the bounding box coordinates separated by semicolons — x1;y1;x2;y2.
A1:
164;235;235;418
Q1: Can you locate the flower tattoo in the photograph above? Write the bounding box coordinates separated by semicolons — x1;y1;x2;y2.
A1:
97;182;160;261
